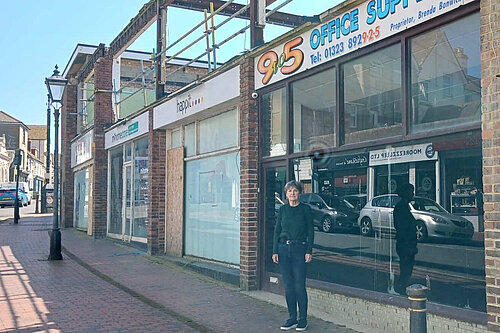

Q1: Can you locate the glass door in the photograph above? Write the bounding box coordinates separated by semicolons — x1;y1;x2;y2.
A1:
261;164;287;291
123;164;132;240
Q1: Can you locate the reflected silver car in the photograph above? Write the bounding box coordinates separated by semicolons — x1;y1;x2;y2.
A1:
357;195;474;242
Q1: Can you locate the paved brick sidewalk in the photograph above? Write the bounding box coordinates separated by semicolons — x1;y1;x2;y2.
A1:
0;217;200;332
1;215;361;333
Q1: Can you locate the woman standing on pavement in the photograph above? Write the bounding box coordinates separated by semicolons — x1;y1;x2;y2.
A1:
272;180;314;331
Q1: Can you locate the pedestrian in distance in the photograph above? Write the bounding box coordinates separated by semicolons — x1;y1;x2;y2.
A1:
272;180;314;331
393;182;418;296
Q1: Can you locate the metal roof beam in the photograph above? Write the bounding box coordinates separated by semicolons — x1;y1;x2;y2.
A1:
167;0;303;28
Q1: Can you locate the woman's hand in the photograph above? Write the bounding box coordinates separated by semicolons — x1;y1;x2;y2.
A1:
272;254;279;263
305;253;312;263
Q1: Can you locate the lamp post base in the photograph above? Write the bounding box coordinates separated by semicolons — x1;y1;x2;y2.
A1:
48;229;63;260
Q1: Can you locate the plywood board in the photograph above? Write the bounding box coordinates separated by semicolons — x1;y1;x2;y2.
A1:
166;147;184;256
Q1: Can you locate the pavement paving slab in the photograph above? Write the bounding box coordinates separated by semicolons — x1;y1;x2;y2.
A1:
0;214;361;333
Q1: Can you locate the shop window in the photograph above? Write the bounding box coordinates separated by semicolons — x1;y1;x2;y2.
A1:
184;151;240;264
132;137;148;238
124;143;132;162
170;128;182;149
109;147;123;234
261;88;287;157
292;68;336;153
199;109;238;154
415;161;436;200
342;43;402;144
74;168;90;231
184;123;196;157
409;13;480;133
443;151;483;232
374;163;409;196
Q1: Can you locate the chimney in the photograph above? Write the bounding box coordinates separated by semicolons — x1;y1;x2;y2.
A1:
454;47;468;75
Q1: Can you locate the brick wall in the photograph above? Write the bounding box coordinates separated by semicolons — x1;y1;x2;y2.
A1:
61;83;78;228
91;56;113;238
148;110;166;255
307;288;486;333
239;58;259;290
481;0;500;330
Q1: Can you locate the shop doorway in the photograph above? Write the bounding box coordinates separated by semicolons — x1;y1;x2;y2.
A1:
374;164;409;196
260;163;287;291
123;164;132;239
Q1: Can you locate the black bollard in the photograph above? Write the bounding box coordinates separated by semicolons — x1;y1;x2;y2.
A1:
407;284;428;333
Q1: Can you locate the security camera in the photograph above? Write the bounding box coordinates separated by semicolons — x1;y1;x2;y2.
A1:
251;92;259;99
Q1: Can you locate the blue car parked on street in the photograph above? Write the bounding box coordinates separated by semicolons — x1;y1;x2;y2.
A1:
0;188;28;208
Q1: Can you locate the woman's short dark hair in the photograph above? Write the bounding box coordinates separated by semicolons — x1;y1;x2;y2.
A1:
284;180;302;194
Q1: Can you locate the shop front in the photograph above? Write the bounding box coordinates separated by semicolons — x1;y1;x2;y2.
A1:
71;129;93;233
105;111;149;243
255;0;484;324
153;65;241;265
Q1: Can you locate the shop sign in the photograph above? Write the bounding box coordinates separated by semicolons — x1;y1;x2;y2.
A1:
369;143;437;166
105;112;149;149
153;66;240;129
71;129;93;168
333;152;369;170
254;0;473;89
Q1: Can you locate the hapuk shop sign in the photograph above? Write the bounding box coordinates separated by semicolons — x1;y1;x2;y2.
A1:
254;0;473;89
153;66;240;129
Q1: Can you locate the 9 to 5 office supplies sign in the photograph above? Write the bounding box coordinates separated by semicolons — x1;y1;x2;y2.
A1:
254;0;473;89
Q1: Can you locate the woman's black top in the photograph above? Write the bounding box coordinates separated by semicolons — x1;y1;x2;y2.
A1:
393;199;418;255
273;203;314;254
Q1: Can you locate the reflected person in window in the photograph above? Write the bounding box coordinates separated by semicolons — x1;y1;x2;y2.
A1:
394;183;418;296
272;181;314;331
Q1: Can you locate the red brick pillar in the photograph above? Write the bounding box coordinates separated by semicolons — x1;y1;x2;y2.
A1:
61;83;78;228
481;0;500;330
91;56;113;238
148;110;166;254
239;58;259;290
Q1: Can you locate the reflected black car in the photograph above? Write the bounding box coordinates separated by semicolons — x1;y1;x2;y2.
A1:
343;194;367;211
300;193;360;233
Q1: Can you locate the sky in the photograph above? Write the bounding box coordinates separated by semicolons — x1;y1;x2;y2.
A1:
0;1;340;126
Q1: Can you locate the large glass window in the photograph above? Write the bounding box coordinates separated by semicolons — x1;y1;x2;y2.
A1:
184;151;240;264
292;68;336;153
133;137;149;238
109;147;123;234
199;109;238;154
262;143;484;312
342;43;402;144
410;13;480;133
261;88;287;157
74;168;90;230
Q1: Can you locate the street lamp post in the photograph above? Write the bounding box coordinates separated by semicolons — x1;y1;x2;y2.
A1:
45;65;67;261
41;94;51;214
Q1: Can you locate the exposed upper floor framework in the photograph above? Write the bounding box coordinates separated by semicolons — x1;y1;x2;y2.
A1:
68;0;313;133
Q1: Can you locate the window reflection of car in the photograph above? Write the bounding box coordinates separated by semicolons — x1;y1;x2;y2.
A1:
343;194;367;211
357;194;474;242
299;193;360;233
0;188;29;208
